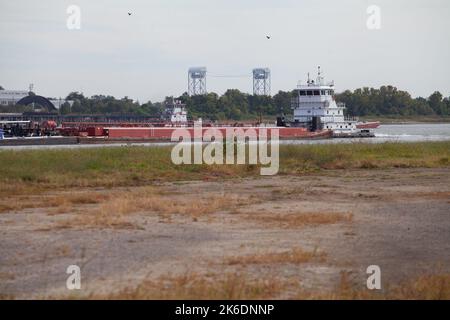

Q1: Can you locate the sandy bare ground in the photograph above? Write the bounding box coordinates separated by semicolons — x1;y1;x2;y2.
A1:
0;168;449;299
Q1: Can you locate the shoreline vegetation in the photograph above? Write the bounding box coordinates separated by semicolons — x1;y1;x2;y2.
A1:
0;141;449;196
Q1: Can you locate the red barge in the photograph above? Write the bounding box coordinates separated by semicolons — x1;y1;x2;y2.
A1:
56;124;331;141
356;121;381;129
102;126;332;141
55;99;333;141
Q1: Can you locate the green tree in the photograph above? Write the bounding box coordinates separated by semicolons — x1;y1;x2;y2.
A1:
428;91;447;115
273;90;294;115
66;92;85;101
218;89;249;120
335;86;444;117
71;100;88;113
59;102;71;115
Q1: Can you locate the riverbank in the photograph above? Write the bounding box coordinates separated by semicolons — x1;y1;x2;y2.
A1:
1;167;449;299
0;141;449;197
1;141;449;299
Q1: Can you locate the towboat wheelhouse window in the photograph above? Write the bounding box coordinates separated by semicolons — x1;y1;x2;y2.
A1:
313;90;320;96
320;90;325;95
307;90;313;96
299;90;306;96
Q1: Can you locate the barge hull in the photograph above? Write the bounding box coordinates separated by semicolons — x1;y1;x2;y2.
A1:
0;128;332;146
104;127;332;140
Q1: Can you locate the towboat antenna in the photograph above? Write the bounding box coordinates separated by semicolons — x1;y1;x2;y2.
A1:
317;66;324;85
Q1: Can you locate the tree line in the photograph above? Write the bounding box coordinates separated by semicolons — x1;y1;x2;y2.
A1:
2;85;449;119
337;86;449;117
60;90;293;120
64;86;450;119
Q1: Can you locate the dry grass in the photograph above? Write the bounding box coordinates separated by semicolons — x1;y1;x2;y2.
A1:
271;186;312;195
85;272;282;300
225;247;326;266
294;272;450;300
60;271;450;300
267;186;313;200
56;201;353;230
389;273;450;299
0;182;258;229
106;192;245;217
53;188;253;229
420;191;450;200
239;211;353;228
0;192;110;214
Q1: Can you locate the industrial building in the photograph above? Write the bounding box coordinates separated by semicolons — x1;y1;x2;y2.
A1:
0;87;72;110
0;89;29;106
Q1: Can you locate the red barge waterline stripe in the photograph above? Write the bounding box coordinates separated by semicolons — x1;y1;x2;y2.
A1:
356;121;381;129
104;127;332;140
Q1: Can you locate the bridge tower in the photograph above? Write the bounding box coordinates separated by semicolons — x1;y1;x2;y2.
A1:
188;67;207;96
252;68;271;96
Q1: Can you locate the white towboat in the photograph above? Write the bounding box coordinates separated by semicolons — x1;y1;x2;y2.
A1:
291;67;374;137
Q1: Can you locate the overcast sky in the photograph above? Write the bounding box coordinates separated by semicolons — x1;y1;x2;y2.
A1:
0;0;449;102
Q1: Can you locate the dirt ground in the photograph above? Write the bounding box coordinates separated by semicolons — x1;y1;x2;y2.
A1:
1;168;449;299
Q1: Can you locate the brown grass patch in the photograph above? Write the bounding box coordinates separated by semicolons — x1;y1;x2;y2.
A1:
0;192;110;214
268;186;312;200
59;270;450;300
93;191;241;217
225;248;326;266
54;188;253;229
420;191;450;200
389;273;450;299
77;272;282;300
294;272;450;300
239;211;353;228
1;184;256;228
47;193;109;207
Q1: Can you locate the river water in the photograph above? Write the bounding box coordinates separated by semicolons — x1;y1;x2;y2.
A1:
1;123;449;150
374;123;450;142
287;123;450;145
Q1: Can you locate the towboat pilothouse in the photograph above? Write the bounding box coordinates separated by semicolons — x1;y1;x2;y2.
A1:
162;99;188;126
